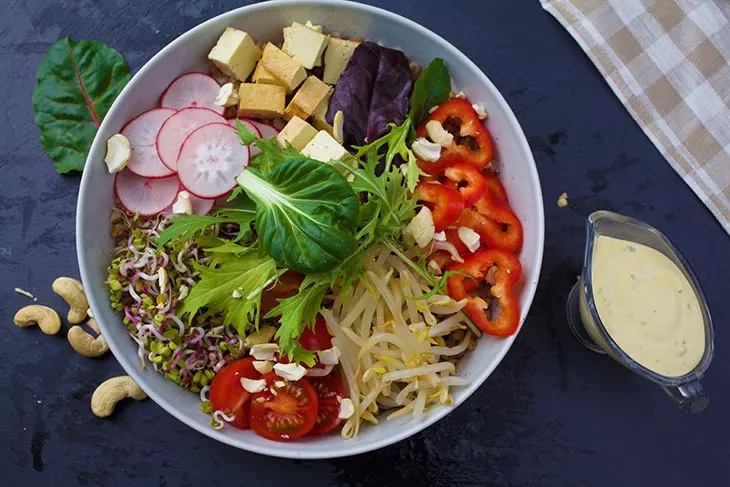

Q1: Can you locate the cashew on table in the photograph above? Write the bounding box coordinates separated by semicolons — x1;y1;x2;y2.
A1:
91;376;147;418
52;277;89;324
67;319;109;358
13;305;62;335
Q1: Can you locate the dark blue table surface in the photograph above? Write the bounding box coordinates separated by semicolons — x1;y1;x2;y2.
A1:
2;0;729;486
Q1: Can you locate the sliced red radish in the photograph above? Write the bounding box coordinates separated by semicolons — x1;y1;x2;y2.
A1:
157;107;227;172
161;73;224;115
115;170;180;216
251;120;280;139
177;122;250;199
123;108;176;178
189;193;215;215
230;118;263;157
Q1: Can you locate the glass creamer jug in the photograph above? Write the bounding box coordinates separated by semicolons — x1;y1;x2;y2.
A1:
566;211;714;412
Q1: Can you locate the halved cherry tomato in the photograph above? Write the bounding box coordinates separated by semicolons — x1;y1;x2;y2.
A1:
416;99;494;175
308;375;346;435
443;162;488;206
298;315;333;352
249;373;318;441
209;358;261;429
261;271;304;318
416;182;464;232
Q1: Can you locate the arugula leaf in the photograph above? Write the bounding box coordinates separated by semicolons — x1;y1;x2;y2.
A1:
409;58;451;126
33;38;131;174
267;279;330;366
156;198;256;247
178;248;280;337
236;120;300;174
236;159;360;274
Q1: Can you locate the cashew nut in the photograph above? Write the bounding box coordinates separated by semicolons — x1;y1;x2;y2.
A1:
104;134;131;173
68;320;108;358
13;305;62;335
333;110;345;144
91;376;147;418
52;277;89;324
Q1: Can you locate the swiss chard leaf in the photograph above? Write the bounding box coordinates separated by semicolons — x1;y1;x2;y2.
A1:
33;38;131;174
236;159;360;274
409;58;451;126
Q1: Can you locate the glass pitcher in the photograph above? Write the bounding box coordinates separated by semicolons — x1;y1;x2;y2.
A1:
566;210;714;412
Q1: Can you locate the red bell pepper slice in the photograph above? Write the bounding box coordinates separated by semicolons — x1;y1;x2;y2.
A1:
443;162;489;206
444;227;474;257
415;183;464;232
447;248;522;337
459;204;523;253
415;99;495;175
482;171;509;204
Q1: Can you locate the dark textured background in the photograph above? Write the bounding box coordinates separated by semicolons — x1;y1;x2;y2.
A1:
2;0;728;486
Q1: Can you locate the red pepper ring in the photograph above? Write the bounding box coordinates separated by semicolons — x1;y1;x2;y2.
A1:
415;183;465;232
482;171;509;204
416;99;495;175
458;206;523;253
443;162;488;206
447;248;522;337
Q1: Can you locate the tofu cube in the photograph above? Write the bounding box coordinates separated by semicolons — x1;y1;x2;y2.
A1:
284;75;332;121
237;83;286;119
261;43;307;92
208;28;262;81
282;22;329;69
323;37;361;84
277;116;318;151
251;61;283;86
301;130;349;162
311;91;333;134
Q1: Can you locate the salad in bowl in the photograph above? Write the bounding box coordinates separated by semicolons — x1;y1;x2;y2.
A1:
78;0;543;458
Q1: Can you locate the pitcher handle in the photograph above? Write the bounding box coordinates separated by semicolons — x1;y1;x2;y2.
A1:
662;380;709;413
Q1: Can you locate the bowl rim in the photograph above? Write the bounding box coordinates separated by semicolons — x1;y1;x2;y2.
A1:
77;0;545;459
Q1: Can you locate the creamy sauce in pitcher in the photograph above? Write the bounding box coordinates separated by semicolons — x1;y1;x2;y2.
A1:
591;236;705;377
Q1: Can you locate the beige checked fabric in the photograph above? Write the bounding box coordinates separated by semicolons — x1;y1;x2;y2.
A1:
541;0;730;233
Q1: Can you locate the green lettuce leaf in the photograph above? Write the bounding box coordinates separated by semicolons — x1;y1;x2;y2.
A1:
409;58;451;126
32;38;131;174
236;159;360;274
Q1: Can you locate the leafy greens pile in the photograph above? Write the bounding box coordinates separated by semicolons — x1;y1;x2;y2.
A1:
158;58;452;364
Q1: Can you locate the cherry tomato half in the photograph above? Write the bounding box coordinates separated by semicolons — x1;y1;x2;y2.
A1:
260;271;304;318
249;373;319;441
209;358;261;429
308;375;347;435
298;315;333;352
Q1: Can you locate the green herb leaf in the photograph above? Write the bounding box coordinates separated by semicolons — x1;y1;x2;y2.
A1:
267;279;330;366
236;120;300;174
409;58;451;126
236;159;359;274
178;249;280;336
156;198;256;247
33;38;131;174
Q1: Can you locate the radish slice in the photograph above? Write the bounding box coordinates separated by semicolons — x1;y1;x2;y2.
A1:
161;73;224;114
189;194;215;215
123;108;176;178
251;120;280;139
157;107;227;171
231;118;263;157
177;122;250;199
115;170;180;216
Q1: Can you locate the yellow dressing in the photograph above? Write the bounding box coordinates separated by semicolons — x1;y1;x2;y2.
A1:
590;236;705;377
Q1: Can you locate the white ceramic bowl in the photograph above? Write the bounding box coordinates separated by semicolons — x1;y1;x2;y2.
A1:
77;0;544;459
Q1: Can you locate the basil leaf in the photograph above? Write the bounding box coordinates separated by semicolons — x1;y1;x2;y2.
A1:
236;159;360;274
32;38;131;174
409;58;451;126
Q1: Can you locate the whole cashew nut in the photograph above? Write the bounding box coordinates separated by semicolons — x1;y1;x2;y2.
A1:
52;277;89;324
14;305;62;335
68;320;109;358
91;376;147;418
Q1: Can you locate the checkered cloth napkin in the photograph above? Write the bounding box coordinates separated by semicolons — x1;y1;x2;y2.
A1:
541;0;730;233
